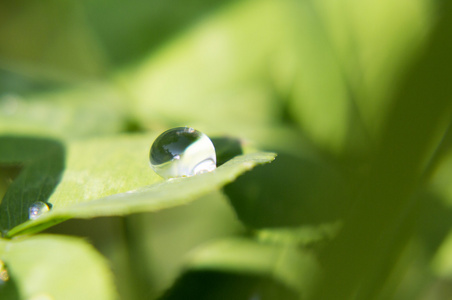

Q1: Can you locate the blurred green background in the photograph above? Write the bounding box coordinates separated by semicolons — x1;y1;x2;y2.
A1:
1;0;452;299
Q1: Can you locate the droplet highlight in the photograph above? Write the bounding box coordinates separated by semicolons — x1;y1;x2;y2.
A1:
0;260;9;283
29;201;50;220
150;127;216;178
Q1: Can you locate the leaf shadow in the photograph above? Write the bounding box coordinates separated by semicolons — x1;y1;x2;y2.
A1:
224;152;349;228
211;137;243;167
0;136;65;235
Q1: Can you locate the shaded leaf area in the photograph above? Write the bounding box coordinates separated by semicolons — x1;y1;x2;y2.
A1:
0;235;115;300
3;135;274;237
0;136;65;233
0;165;21;202
224;152;348;228
159;271;298;300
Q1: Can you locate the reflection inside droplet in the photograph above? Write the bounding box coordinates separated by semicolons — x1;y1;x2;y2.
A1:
29;201;50;220
149;127;217;178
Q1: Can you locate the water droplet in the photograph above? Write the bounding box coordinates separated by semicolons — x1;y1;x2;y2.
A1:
29;202;50;220
0;260;9;283
150;127;216;178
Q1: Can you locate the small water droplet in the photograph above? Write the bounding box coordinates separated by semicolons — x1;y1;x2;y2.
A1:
150;127;217;178
29;202;50;220
0;260;9;283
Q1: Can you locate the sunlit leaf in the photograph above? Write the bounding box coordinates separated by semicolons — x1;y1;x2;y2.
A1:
0;133;275;237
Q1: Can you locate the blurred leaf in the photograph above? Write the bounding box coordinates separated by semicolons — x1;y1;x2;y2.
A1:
313;1;452;298
0;84;128;139
0;1;108;80
119;0;300;131
179;237;319;298
0;235;116;300
1;132;274;236
116;0;434;156
79;0;235;66
287;0;433;153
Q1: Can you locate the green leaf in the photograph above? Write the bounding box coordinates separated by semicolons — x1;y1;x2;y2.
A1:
1;133;275;237
0;235;116;300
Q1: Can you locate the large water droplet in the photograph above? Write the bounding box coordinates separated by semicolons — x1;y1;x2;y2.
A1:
0;260;9;283
150;127;216;178
29;201;50;220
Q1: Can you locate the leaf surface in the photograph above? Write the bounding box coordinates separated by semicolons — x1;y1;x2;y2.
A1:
0;133;275;237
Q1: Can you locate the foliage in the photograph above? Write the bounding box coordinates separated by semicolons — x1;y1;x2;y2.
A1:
1;0;452;299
